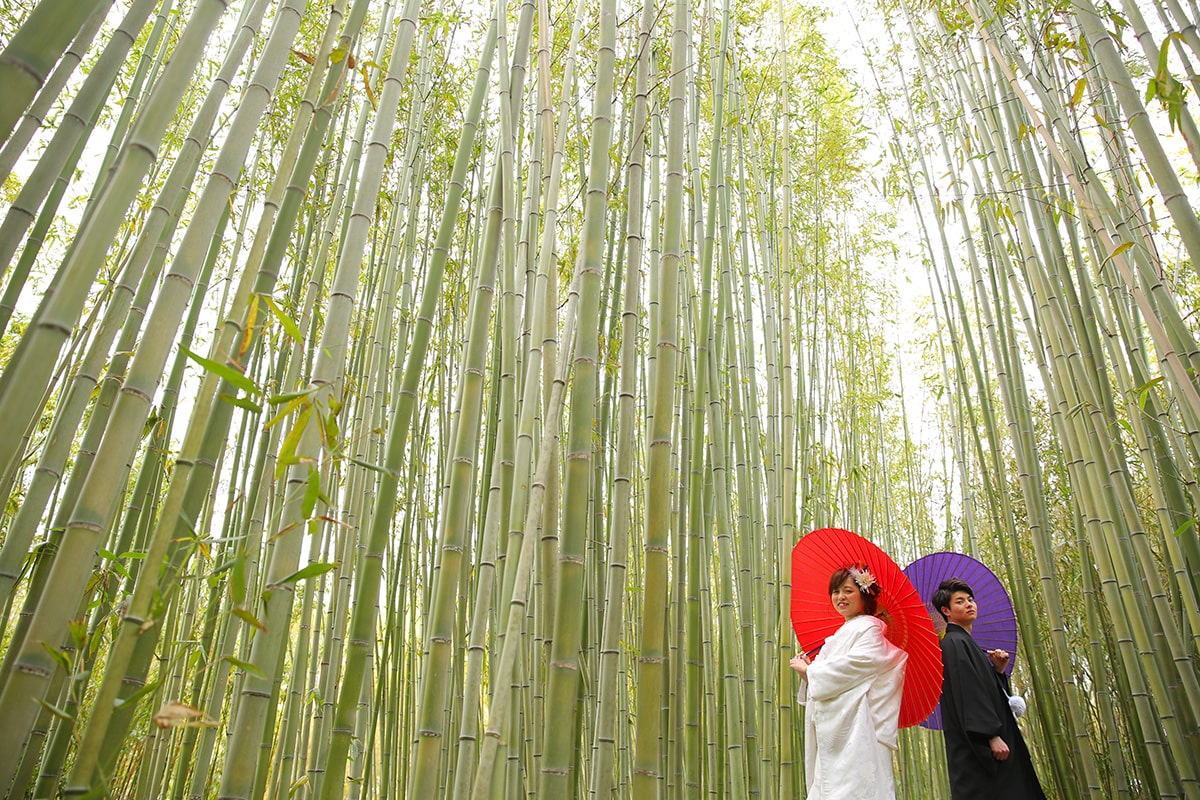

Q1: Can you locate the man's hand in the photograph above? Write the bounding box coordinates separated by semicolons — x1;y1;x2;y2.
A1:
989;736;1010;761
987;648;1010;673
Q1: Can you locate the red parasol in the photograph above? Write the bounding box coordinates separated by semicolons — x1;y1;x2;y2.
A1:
790;527;943;728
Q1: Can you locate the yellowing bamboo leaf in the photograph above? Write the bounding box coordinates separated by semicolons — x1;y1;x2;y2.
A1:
269;521;300;543
1106;241;1133;262
240;293;259;360
1069;78;1086;108
362;65;377;110
232;606;267;633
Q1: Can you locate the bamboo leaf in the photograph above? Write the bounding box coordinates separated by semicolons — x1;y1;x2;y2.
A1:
262;294;304;342
42;642;71;672
276;404;313;478
220;392;263;415
1135;376;1165;410
181;347;261;397
232;607;267;634
270;561;338;588
113;679;161;710
36;698;74;723
268;388;317;404
223;655;266;679
230;549;246;606
1174;519;1197;538
1157;34;1172;80
67;617;88;652
264;394;308;430
142;408;159;440
348;456;387;474
302;467;320;518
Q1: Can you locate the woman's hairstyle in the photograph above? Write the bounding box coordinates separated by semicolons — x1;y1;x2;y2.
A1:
932;577;974;622
829;566;881;616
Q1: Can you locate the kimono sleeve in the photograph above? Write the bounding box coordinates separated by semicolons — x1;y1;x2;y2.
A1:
806;619;903;702
942;633;1005;739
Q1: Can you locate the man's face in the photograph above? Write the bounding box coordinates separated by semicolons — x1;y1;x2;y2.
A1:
942;591;977;628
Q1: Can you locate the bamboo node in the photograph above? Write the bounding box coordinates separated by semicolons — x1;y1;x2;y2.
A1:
15;663;52;677
120;384;154;403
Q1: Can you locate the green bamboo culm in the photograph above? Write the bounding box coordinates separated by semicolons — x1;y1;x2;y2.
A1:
0;0;112;146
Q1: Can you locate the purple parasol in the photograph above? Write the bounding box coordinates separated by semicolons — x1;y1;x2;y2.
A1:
903;552;1018;730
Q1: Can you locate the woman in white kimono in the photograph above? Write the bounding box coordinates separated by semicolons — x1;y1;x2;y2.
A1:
789;567;908;800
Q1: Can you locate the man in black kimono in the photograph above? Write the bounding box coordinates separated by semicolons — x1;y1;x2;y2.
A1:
933;578;1046;800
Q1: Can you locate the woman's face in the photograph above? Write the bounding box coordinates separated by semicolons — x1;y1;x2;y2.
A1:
831;576;866;621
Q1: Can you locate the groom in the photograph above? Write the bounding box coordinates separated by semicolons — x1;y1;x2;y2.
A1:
933;577;1045;800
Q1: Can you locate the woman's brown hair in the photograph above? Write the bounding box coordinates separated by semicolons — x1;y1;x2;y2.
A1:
829;566;880;616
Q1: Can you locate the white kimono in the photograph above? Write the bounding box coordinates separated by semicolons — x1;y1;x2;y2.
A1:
797;614;908;800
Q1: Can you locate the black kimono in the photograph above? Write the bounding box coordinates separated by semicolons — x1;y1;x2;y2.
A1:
939;623;1046;800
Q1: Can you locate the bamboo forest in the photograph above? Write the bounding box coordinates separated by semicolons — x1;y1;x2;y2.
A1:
2;0;1200;796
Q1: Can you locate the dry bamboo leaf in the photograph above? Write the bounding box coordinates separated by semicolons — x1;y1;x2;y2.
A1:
152;701;214;729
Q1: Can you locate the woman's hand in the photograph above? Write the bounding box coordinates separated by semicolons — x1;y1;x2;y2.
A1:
789;652;810;678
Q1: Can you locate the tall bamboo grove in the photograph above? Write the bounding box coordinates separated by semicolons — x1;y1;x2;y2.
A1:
0;0;1197;798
